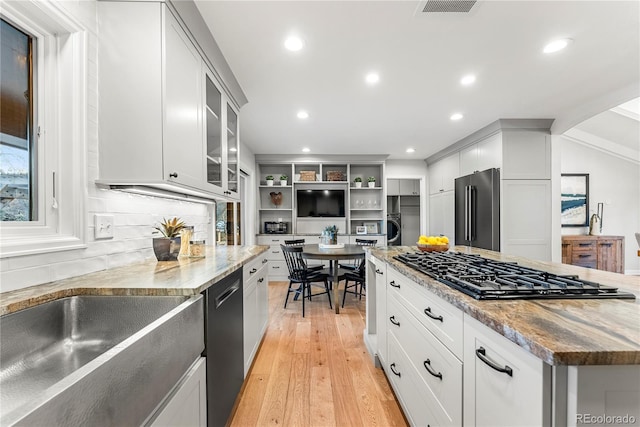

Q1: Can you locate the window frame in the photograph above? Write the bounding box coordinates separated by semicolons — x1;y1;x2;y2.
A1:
0;1;86;258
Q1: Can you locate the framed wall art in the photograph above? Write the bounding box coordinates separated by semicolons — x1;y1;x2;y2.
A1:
561;173;589;227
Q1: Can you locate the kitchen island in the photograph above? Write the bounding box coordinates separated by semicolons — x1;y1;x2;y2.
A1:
366;246;640;427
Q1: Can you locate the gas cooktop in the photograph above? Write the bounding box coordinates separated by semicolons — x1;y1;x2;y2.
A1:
394;251;636;300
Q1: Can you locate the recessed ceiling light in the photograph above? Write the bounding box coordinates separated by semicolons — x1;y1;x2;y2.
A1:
365;72;380;85
406;148;415;153
460;74;476;86
302;147;310;153
297;110;309;119
284;35;304;52
543;38;573;54
450;113;464;121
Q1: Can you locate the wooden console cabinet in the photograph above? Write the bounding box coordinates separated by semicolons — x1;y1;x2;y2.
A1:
561;235;624;273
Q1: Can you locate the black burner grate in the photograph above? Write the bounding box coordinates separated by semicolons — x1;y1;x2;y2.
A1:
394;252;635;300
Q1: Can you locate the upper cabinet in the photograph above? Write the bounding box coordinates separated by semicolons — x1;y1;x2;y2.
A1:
97;2;240;200
459;133;502;177
428;152;459;194
388;179;420;196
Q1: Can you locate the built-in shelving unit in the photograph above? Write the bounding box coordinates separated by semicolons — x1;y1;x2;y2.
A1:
256;156;386;236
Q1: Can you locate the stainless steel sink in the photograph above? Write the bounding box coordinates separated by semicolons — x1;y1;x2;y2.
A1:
0;295;204;426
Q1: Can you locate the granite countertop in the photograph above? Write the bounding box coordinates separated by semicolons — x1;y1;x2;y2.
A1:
370;245;640;366
0;245;269;316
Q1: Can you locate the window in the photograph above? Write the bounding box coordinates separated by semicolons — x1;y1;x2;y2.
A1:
1;18;35;222
0;1;86;258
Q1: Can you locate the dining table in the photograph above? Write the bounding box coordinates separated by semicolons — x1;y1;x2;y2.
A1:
301;243;366;314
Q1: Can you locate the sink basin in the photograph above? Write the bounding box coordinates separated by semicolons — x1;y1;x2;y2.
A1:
0;295;204;426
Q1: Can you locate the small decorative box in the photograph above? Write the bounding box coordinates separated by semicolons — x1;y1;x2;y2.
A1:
326;171;345;181
299;171;317;181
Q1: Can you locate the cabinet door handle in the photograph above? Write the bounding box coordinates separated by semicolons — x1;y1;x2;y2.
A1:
389;316;400;327
475;347;513;377
169;172;178;178
250;268;257;274
389;363;401;377
375;269;383;275
423;359;443;380
389;280;400;289
262;259;268;263
258;278;264;283
424;307;443;322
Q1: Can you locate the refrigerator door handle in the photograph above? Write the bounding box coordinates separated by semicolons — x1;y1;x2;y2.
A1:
469;186;474;241
464;185;471;241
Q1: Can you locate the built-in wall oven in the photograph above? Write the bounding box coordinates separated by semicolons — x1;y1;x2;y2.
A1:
203;268;243;427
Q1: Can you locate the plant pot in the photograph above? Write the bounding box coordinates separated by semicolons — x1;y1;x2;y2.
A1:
280;180;287;186
153;237;181;261
266;180;274;186
355;182;362;188
368;182;375;188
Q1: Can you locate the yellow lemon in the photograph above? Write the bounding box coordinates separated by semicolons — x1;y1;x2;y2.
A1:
441;236;449;244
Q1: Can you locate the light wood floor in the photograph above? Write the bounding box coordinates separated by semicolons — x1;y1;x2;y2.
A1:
230;281;408;427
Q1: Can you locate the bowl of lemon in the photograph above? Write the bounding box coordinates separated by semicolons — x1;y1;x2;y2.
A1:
416;235;449;252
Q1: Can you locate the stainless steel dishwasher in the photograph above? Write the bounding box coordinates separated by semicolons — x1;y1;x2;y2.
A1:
203;268;243;427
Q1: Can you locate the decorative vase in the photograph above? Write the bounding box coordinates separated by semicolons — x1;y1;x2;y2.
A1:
280;180;287;186
355;182;362;188
153;237;181;261
330;233;337;245
266;180;274;187
368;181;375;188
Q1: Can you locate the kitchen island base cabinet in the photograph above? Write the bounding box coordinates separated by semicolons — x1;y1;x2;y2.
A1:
463;315;552;427
243;256;269;376
148;357;207;427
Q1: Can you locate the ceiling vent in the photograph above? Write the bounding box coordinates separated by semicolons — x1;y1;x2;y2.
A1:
422;0;477;13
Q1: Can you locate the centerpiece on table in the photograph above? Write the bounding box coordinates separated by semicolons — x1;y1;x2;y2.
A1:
152;217;185;261
322;225;339;245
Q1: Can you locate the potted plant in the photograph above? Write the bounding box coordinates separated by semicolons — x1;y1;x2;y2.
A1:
323;225;339;245
152;217;185;261
367;176;376;188
354;176;362;188
265;175;274;186
280;174;288;186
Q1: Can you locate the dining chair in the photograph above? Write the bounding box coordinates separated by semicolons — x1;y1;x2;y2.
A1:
284;239;324;271
281;245;332;317
339;238;377;271
340;239;376;307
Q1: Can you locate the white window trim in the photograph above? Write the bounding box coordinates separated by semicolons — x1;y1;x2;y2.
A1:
0;1;87;258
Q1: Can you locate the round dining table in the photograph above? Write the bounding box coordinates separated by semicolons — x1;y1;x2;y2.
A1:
301;244;366;314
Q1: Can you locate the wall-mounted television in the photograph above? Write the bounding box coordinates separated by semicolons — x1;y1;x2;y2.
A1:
296;189;345;217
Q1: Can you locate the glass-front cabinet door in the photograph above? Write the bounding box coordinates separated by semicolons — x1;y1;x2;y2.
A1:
226;103;239;197
205;72;222;191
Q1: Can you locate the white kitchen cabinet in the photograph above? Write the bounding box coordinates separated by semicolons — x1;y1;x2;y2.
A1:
389;179;420;196
463;315;551;427
501;130;551;179
459;133;502;177
370;256;387;367
148;357;207;427
243;256;269;375
97;2;239;199
428;190;454;241
428;152;459;194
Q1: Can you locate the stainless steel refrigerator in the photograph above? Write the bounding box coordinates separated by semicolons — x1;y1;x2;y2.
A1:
454;168;500;251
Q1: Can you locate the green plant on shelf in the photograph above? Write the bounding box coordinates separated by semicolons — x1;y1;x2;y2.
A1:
367;176;376;182
265;175;274;181
354;177;362;182
280;174;288;180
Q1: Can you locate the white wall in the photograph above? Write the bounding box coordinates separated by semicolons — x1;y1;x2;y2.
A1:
240;141;256;245
559;136;640;274
0;1;210;293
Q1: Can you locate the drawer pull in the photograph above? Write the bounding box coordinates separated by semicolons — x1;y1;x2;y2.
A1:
423;307;443;322
577;254;591;258
389;363;401;377
389;280;400;289
272;250;280;254
271;239;280;242
578;243;592;247
599;243;612;247
475;347;513;377
375;269;384;275
423;359;443;380
389;316;400;327
249;268;257;274
258;278;264;283
272;266;280;269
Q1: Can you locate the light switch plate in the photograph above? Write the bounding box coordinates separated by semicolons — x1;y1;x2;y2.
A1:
94;214;114;239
